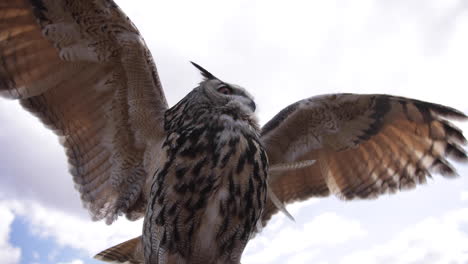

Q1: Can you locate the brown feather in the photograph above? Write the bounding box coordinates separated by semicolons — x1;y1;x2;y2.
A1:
0;0;168;223
261;94;467;226
95;237;144;264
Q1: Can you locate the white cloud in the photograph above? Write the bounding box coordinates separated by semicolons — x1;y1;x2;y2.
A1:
243;212;366;263
0;203;21;264
0;200;141;257
0;101;83;216
340;208;468;264
286;198;320;216
461;191;468;202
286;251;320;264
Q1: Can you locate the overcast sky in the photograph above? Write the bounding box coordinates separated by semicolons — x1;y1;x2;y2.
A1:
1;0;468;263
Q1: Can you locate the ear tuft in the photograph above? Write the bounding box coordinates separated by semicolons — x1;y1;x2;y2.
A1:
190;61;217;80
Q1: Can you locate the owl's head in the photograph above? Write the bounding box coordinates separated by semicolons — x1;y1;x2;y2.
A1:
191;62;256;115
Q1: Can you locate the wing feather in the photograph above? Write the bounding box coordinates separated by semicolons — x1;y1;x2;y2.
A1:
260;94;467;226
0;0;167;223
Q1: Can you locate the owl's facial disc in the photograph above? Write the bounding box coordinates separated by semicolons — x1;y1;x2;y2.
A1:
191;62;256;113
215;82;256;112
200;79;255;115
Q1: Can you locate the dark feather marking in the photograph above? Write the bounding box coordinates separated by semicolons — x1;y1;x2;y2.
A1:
244;177;254;209
357;96;391;141
221;138;239;168
241;223;250;241
413;102;433;122
228;171;236;205
211;150;221;169
339;148;368;198
180;142;206;158
220;150;234;168
168;202;178;216
400;101;411;121
188;127;205;143
256;186;263;210
394;96;467;120
217;216;230;239
235;182;241;197
445;143;467;162
174;183;188;194
175;166;188;179
184;209;196;225
236;153;246;174
220;230;239;254
229;136;240;147
415;165;430;182
431;158;456;177
150;152;176;207
183;198;193;212
173;215;180;244
348;142;387;198
187;181;195;193
192;157;207;177
187;222;194;242
252;162;261;182
245;138;258;165
441;120;467;144
194;196;207;210
161;229;167;246
424;101;467;119
179;128;207;157
206;125;224;167
219;201;226;216
260;149;268;172
28;0;52;24
158;165;172;187
157;195;164;205
194;174;206;185
199;179;213;196
352;163;382;199
156;205;166;226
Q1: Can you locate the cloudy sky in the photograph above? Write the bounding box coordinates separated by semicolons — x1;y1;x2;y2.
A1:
1;0;468;263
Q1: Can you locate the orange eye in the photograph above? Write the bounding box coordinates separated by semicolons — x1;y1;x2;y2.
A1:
217;86;232;95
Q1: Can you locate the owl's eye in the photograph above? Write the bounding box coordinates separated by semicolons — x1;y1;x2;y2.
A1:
217;86;233;95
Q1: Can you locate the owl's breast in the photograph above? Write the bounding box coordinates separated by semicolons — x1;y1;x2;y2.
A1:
143;115;269;263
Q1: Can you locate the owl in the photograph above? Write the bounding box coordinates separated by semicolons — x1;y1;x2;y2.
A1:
0;1;466;264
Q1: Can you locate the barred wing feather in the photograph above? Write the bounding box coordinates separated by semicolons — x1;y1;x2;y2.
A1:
0;0;168;224
260;94;467;225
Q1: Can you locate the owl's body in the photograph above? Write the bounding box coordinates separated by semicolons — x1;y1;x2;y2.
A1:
142;83;267;263
1;1;467;264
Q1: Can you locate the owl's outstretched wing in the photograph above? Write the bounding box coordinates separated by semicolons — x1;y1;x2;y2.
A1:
0;0;168;224
260;94;467;225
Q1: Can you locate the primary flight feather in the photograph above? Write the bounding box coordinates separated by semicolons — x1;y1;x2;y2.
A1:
0;1;466;263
